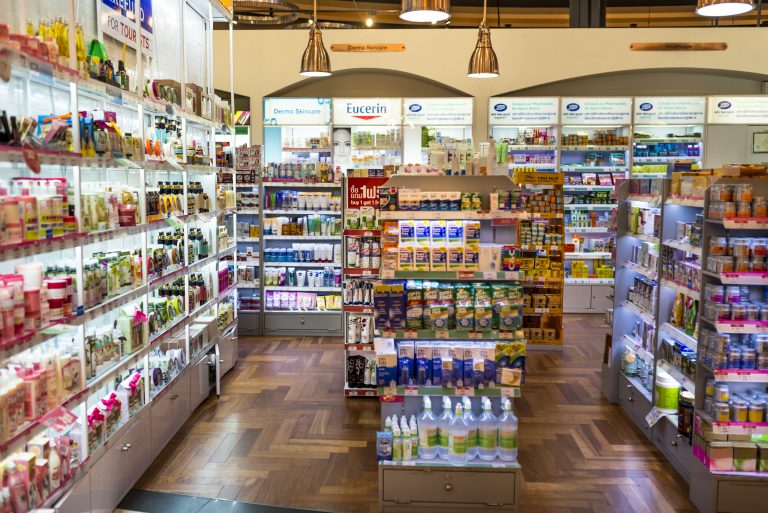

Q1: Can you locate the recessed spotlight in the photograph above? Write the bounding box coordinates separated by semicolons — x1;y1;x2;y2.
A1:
366;17;374;27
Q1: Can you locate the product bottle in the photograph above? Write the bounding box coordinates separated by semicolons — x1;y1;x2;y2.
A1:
48;440;61;490
437;397;453;459
498;398;519;462
448;403;469;466
392;424;402;461
462;397;478;460
401;419;412;462
418;396;438;459
477;397;498;461
0;373;9;440
409;416;419;459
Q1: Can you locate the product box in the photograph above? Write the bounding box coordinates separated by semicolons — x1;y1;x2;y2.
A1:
415;220;430;245
732;443;758;472
377;431;393;461
450;345;465;387
430;220;447;245
471;349;485;388
464;220;481;245
463;347;474;386
405;283;423;329
415;342;432;385
399;220;415;244
447;221;463;246
397;340;415;385
463;245;480;271
389;283;406;330
399;245;415;271
707;442;734;472
375;338;398;387
447;246;464;271
379;187;398;211
758;443;768;472
456;303;474;330
429;304;449;330
479;244;501;272
495;342;526;384
474;303;492;330
374;284;390;330
414;245;431;272
480;344;496;386
430;245;447;271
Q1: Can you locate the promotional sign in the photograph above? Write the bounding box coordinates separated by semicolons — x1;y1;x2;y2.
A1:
40;406;79;434
99;0;154;55
403;98;473;126
263;98;331;126
633;97;706;124
333;98;402;126
707;96;768;124
331;44;405;52
489;97;559;126
560;97;632;125
347;177;389;209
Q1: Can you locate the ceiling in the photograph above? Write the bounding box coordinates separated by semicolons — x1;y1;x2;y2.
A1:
228;0;766;28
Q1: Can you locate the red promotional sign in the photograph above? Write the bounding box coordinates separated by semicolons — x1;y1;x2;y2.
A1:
346;177;388;209
40;406;79;434
22;143;41;173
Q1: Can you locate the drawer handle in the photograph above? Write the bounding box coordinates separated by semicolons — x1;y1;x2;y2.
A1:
121;445;130;452
671;440;678;447
300;317;305;324
125;443;132;449
444;484;453;492
627;396;634;402
170;394;179;400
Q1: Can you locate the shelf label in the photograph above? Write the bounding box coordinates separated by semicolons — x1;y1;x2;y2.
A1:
499;331;517;340
434;330;449;339
457;272;476;279
403;386;419;396
708;96;768;124
403;98;473;126
39;406;79;434
455;387;475;397
645;407;666;428
633;97;706;124
500;387;517;397
263;97;331;125
513;171;564;185
489;97;559;126
561;97;632;125
361;270;373;277
380;269;394;279
403;330;418;339
468;331;484;340
482;272;497;280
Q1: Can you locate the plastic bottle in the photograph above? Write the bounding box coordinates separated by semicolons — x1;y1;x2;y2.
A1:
418;396;438;459
384;416;392;433
477;397;498;461
462;397;478;460
498;398;519;462
401;423;412;461
448;403;469;466
409;415;419;459
437;397;453;459
392;424;402;461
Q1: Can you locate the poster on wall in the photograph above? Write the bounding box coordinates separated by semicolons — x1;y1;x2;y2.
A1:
333;127;352;172
402;98;473;126
560;97;632;125
707;97;768;124
346;176;389;214
99;0;154;55
333;98;402;126
633;97;706;124
489;97;559;126
263;98;331;126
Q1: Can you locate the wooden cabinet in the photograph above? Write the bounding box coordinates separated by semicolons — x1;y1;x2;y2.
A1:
190;352;213;410
219;330;238;376
564;284;613;313
617;374;652;441
151;371;192;459
653;415;697;483
56;472;90;513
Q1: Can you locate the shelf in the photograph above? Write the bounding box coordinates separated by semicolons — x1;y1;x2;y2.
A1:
262;234;340;240
712;319;768;334
263;286;341;292
344;229;381;237
352;145;401;150
634;137;702;144
703;271;768;285
517;245;562;251
626;233;659;245
238;237;261;243
660;278;700;299
237;208;261;215
189;297;217;318
188;253;218;271
344;387;378;397
378;329;523;341
263;261;341;268
624;374;653;402
265;309;341;313
564;185;615;192
378;385;520;398
507;163;557;169
379;458;521;469
345;343;375;351
561;145;629;151
280;147;331;153
658;359;696;392
343;305;375;314
262;209;342;216
630;172;669;180
522;276;564;284
666;196;705;208
523;307;563;315
81;287;147;323
564;277;614;285
566;252;612;259
506;144;558;151
708;417;768;436
218;282;238;299
561;166;627;172
624;261;659;280
565;226;611;233
663;239;702;256
263;180;338;188
626;194;662;205
721;217;768;230
379;210;528;221
0;232;85;260
344;268;380;277
713;369;768;383
633;156;700;163
380;270;524;281
622;300;655;324
564;204;615;211
660;322;698;351
148;265;188;289
622;334;653;364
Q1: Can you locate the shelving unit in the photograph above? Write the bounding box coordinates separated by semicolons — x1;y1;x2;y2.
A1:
0;2;238;513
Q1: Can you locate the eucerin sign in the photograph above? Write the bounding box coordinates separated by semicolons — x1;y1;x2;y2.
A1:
333;98;402;125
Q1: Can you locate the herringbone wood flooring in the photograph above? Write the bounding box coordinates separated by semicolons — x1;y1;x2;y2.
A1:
135;315;697;513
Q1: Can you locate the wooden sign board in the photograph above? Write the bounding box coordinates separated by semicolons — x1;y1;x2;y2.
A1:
514;171;564;185
630;42;727;51
331;43;405;53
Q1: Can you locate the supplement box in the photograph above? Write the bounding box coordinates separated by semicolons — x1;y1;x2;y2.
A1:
375;338;397;387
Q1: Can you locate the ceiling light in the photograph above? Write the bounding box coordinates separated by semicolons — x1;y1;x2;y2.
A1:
366;17;374;27
300;0;331;77
696;0;755;16
467;0;498;78
399;0;451;23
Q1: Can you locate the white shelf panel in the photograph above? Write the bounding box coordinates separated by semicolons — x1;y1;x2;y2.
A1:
566;252;613;259
508;163;557;169
624;261;658;280
622;300;655;325
565;226;611;233
379;210;528;221
627;233;659;245
660;278;700;300
263;262;341;268
564;185;615;192
665;196;704;208
658;359;696;392
663;239;702;256
262;235;340;240
564;204;615;211
659;322;698;351
565;277;614;285
263;286;341;292
263;181;339;188
561;145;629;151
633;156;701;163
263;209;342;216
561;166;627;172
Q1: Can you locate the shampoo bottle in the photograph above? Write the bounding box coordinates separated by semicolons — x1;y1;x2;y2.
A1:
418;396;438;460
498;398;519;462
437;396;453;459
448;402;469;466
462;396;478;460
478;397;498;461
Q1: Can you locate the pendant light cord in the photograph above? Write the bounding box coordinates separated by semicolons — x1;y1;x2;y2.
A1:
482;0;487;23
314;0;317;23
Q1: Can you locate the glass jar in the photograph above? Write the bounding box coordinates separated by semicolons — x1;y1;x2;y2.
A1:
749;400;766;423
715;383;731;402
727;347;742;369
705;378;716;397
735;258;752;273
714;333;731;353
746;304;760;321
711;184;734;202
753;197;768;218
731;304;747;321
737;202;753;218
732;399;749;422
723;202;736;218
714;401;731;422
742;348;757;370
732;239;751;258
735;183;753;202
752;239;768;258
720;256;735;273
705;284;725;303
725;286;742;304
752;258;767;272
714;353;729;369
715;303;732;320
709;237;729;257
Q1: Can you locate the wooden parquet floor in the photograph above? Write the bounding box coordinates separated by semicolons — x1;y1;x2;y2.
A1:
135;314;698;513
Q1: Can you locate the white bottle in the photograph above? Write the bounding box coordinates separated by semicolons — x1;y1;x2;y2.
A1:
462;397;478;460
498;398;519;462
437;397;453;459
448;403;469;466
48;438;61;490
477;397;498;461
402;424;412;461
418;396;438;460
392;424;402;461
384;416;393;433
409;416;419;459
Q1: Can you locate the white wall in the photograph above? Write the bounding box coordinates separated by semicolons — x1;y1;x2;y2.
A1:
213;27;768;144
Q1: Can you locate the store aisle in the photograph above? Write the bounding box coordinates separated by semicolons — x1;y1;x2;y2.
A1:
133;314;697;513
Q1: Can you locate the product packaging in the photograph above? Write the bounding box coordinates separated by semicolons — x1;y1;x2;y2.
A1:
377;431;394;461
375;338;397;386
415;342;432;385
398;341;415;385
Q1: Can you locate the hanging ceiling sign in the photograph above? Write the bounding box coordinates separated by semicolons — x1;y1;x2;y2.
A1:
489;97;559;126
633;97;706;125
403;98;473;126
630;42;727;51
263;98;331;126
99;0;154;56
333;98;402;126
560;97;632;125
707;96;768;124
331;44;405;52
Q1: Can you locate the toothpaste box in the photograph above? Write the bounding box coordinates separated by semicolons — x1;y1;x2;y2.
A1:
374;283;390;330
447;221;464;246
447;246;464;271
399;245;415;271
451;345;465;387
398;340;415;386
375;338;397;386
399;220;415;244
415;341;432;385
464;220;481;244
389;282;406;330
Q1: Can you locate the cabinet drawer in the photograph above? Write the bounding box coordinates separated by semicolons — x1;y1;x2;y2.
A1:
264;312;341;334
238;311;261;335
717;478;768;513
653;416;696;482
118;413;153;490
56;472;90;513
382;467;516;506
617;374;652;440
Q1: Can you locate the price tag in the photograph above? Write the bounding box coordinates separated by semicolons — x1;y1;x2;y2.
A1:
363;231;374;237
457;272;475;279
456;387;475;397
434;330;449;339
381;269;394;279
404;386;419;396
362;270;373;277
645;407;665;427
500;368;522;386
382;386;397;396
500;387;518;397
482;272;497;280
382;331;395;338
403;330;418;339
499;331;516;340
468;331;483;340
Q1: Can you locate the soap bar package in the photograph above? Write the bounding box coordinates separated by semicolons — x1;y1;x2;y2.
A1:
377;432;393;461
375;338;397;386
495;342;526;384
398;340;415;386
415;341;432;385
